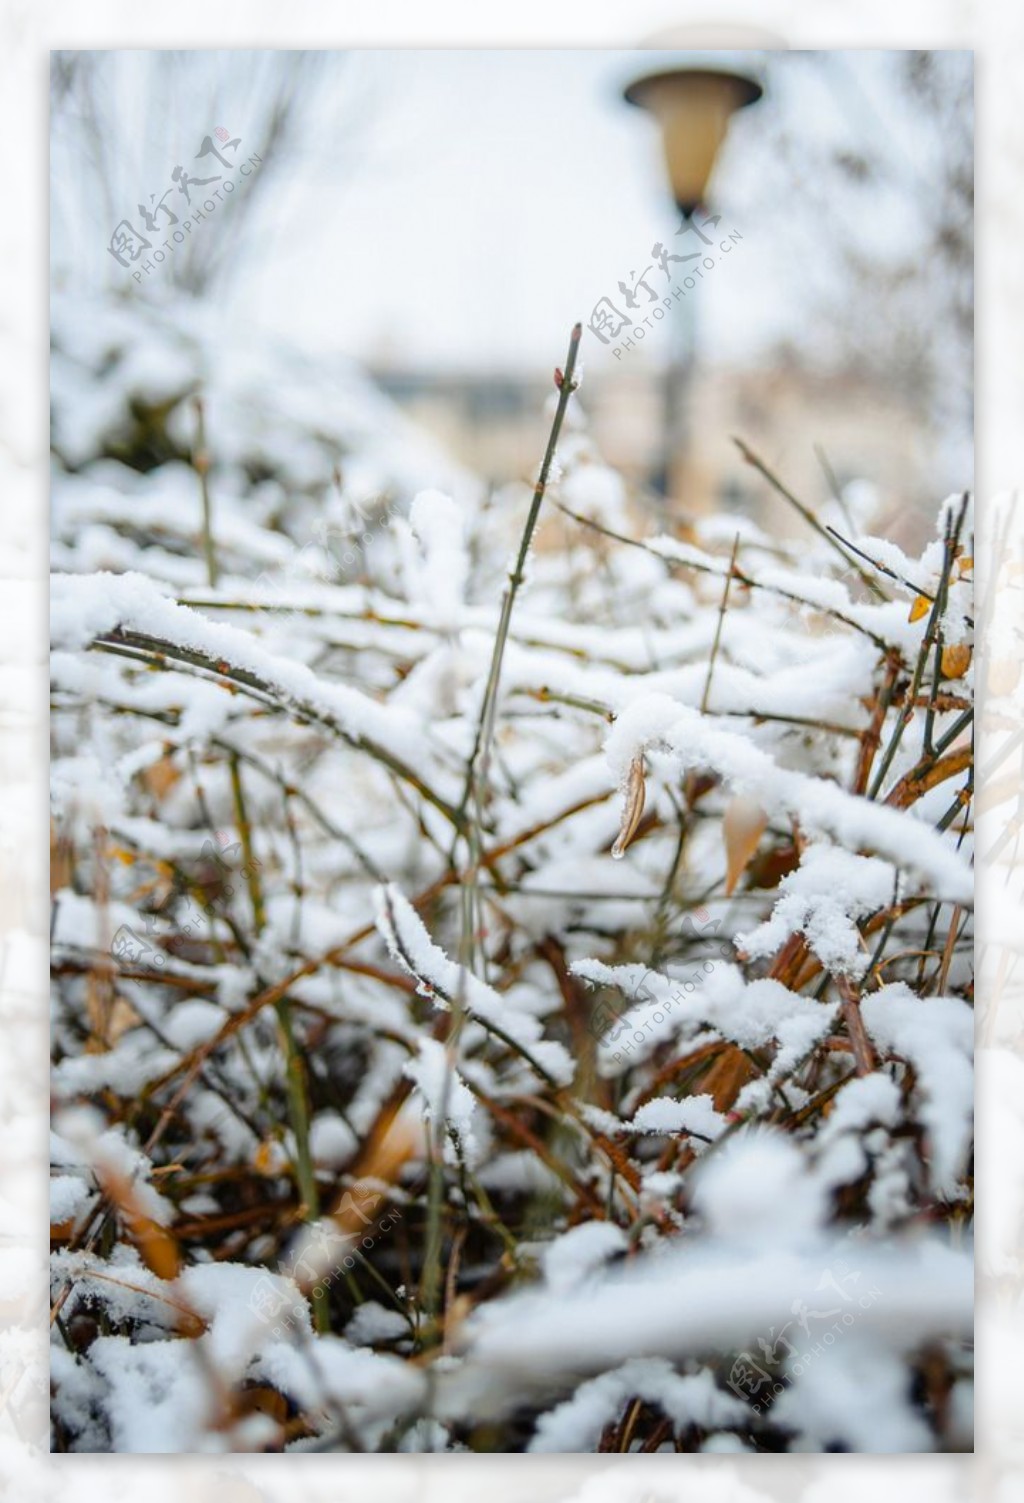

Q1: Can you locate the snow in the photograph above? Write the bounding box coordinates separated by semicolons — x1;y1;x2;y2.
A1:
477;1150;566;1197
178;1262;309;1372
53;1031;180;1098
574;955;836;1084
52;1119;175;1229
627;1094;728;1144
445;1230;972;1419
560;459;629;530
345;1301;409;1346
51;570;444;785
252;1335;426;1439
160;999;228;1052
861;984;974;1197
48;287;973;1455
540;1221;628;1294
402;1036;478;1159
51;1246;187;1335
737;844;898;978
374;884;574;1088
400;489;469;629
308;1112;358;1170
770;1336;934;1452
604;694;972;905
49;1175;95;1227
816;1072;903;1147
528;1357;747;1451
692;1132;827;1248
86;1337;215;1453
51;287;478;504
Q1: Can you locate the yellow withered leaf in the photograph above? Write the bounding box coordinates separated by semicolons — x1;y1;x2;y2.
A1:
723;795;769;896
254;1139;287;1176
908;595;931;623
941;643;972;680
95;1160;181;1282
143;753;182;800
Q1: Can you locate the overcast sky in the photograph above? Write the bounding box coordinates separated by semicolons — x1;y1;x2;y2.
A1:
240;49;932;373
51;49;969;378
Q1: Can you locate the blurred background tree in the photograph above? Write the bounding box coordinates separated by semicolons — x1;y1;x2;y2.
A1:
727;50;972;478
50;50;371;296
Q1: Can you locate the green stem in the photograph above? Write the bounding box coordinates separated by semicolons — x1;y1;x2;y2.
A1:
450;323;583;979
228;753;266;934
193;395;219;589
473;324;583;807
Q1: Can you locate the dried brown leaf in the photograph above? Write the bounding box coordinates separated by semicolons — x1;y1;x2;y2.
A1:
611;754;646;860
723;794;768;895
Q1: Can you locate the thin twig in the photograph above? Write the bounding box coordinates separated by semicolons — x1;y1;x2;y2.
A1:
91;628;466;834
700;532;740;716
733;436;887;599
553;498;892;651
461;323;583;829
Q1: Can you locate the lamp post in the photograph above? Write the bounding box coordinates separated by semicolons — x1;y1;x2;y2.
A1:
622;56;763;505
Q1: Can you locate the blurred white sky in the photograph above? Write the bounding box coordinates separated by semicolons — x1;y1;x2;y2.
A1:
243;49;927;372
51;48;963;377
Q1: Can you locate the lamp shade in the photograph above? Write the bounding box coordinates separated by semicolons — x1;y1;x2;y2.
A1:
623;65;762;216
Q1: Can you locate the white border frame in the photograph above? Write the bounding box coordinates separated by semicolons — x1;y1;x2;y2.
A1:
9;2;1018;1496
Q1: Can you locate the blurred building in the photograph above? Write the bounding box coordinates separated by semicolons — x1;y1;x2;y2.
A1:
372;359;938;545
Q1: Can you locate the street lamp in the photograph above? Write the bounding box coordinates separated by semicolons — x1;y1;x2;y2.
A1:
623;62;762;218
622;55;763;504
